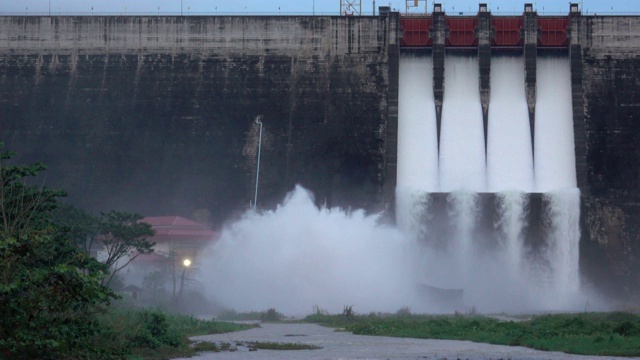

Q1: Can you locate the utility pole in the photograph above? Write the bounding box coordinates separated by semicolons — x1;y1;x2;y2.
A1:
253;116;263;211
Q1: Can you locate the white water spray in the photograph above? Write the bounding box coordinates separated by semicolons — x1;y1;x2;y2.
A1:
447;191;478;283
544;188;582;308
199;186;425;315
495;191;528;280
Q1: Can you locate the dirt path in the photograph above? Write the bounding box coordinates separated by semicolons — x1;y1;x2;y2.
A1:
173;322;637;360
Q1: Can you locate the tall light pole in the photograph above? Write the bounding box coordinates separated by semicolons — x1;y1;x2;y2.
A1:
178;258;191;299
253;116;263;210
181;0;183;16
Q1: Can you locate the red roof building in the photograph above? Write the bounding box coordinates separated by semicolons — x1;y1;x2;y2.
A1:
141;216;219;263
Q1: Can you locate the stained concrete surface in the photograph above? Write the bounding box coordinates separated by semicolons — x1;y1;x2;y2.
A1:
174;322;639;360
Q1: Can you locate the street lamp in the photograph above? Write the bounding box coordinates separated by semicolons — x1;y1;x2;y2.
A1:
178;258;191;299
253;116;263;210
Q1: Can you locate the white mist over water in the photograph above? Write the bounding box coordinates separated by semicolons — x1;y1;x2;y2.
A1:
495;191;528;282
199;186;427;315
447;191;478;283
440;55;486;192
544;189;582;309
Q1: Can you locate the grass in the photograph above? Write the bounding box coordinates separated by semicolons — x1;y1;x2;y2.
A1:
163;312;256;336
98;304;256;360
217;308;285;322
248;341;322;350
304;311;640;357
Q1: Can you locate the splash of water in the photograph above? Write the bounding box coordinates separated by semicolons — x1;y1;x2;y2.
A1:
447;191;478;281
544;188;582;309
495;191;528;280
199;186;426;315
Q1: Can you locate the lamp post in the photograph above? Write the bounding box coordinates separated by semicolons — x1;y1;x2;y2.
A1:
253;116;263;210
178;258;191;299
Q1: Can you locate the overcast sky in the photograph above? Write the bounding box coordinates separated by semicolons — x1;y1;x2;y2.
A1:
0;0;637;16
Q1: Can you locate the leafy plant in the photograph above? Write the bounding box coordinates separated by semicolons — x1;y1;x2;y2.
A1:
262;307;283;322
342;305;355;320
99;210;155;286
0;145;116;359
52;205;156;286
396;306;412;317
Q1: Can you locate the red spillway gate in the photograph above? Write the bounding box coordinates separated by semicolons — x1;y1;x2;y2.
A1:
538;17;570;47
446;17;478;47
399;14;570;48
492;17;524;47
400;17;432;47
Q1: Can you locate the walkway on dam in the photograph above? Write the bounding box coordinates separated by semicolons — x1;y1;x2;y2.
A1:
174;322;637;360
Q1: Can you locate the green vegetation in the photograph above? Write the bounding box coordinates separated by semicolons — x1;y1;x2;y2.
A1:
188;340;321;353
303;305;366;326
0;146;117;359
218;307;285;322
100;305;255;359
0;145;250;359
53;204;156;286
304;310;640;357
248;341;322;350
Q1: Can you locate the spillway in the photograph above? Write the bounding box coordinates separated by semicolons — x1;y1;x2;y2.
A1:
439;55;486;192
535;57;578;191
535;56;581;306
397;53;582;312
487;56;534;192
396;54;438;235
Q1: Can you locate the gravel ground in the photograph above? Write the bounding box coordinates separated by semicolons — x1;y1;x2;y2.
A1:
173;323;639;360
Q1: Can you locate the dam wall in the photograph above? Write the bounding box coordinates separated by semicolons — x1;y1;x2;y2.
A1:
0;14;400;224
576;15;640;297
2;11;640;298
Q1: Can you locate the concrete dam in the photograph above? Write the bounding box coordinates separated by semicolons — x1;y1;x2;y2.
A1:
1;3;640;304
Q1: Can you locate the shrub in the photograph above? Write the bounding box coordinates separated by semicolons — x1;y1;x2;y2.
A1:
262;308;283;322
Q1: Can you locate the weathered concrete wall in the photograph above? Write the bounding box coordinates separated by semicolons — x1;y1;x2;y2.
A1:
4;13;640;299
576;16;640;298
0;15;400;226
